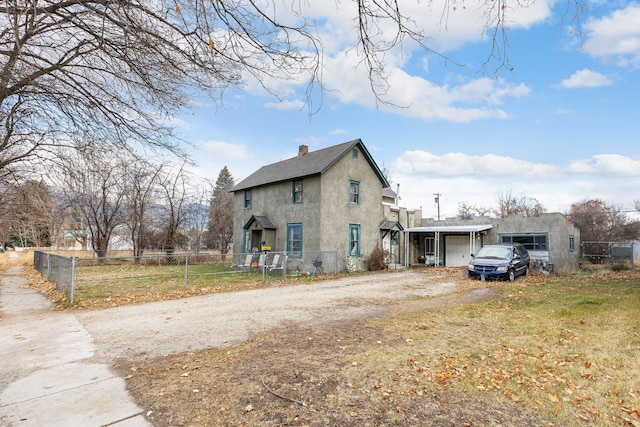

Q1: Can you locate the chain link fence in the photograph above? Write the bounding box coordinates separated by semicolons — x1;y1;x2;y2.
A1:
581;241;638;268
34;250;339;303
33;251;76;301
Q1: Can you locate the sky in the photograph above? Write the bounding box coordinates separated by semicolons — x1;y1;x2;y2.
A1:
175;0;640;221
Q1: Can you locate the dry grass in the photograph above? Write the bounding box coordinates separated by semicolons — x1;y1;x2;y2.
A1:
0;250;33;268
15;252;640;425
24;262;340;311
120;269;640;427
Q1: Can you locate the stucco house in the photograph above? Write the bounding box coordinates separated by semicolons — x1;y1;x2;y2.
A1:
231;139;580;274
231;139;420;270
405;213;581;273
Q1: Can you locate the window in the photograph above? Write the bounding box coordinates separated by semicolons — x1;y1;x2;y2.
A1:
569;235;575;251
287;223;303;257
500;233;548;251
352;148;359;158
349;180;360;205
349;224;360;256
390;230;399;246
243;230;250;253
425;237;435;255
244;189;252;209
292;180;303;203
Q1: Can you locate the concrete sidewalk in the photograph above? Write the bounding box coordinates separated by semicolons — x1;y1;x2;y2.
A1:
0;265;151;427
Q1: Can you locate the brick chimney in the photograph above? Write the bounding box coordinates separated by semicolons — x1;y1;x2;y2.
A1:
298;145;308;156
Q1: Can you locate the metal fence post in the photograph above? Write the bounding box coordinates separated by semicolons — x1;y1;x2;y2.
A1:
184;254;189;288
70;257;76;303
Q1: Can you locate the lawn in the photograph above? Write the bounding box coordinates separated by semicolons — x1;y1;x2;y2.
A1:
25;257;321;309
74;261;262;299
121;269;640;426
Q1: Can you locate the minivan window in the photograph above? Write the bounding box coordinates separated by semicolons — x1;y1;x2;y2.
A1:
475;246;511;259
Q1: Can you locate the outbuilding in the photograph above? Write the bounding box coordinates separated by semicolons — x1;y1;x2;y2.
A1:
404;213;580;273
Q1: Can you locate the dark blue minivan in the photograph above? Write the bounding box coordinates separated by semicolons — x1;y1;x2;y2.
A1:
468;243;530;281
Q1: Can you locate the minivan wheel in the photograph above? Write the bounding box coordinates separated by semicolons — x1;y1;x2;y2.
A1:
508;269;515;282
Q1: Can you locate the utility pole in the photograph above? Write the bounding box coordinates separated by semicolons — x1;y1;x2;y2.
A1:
434;193;441;221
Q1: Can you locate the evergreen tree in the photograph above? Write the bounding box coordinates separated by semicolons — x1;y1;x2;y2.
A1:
208;167;235;256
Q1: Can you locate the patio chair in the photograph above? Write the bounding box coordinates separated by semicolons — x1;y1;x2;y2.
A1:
269;254;287;271
267;254;281;271
237;254;253;272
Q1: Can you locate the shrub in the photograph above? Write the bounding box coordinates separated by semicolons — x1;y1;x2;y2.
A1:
366;247;388;271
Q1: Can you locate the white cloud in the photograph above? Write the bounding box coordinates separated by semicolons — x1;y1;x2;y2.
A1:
264;99;306;111
230;0;542;123
560;69;613;88
583;4;640;67
390;151;640;219
322;51;531;122
568;154;640;175
555;107;574;115
186;140;257;184
394;151;557;178
195;140;250;160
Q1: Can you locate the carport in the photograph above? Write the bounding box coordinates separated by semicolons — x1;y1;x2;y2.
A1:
404;224;493;267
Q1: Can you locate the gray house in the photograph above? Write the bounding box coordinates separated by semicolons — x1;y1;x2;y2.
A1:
231;139;580;274
231;140;418;270
405;213;581;273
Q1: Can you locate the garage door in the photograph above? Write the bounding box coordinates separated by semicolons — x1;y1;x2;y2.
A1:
445;235;470;267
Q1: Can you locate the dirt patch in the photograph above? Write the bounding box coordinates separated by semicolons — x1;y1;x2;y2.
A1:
120;285;550;426
111;269;545;426
77;269;464;363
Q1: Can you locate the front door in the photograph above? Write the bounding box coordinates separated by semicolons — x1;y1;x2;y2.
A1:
250;229;262;252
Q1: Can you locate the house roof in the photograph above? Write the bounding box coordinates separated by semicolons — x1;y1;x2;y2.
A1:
232;139;390;192
382;187;397;199
404;224;493;233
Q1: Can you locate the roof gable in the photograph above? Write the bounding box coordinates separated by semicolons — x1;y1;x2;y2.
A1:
232;139;390;192
243;215;277;230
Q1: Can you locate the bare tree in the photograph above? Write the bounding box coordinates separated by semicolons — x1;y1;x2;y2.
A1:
123;158;165;259
60;150;128;259
184;183;211;254
495;189;545;219
1;179;54;247
457;202;492;220
569;199;640;242
157;163;190;257
1;1;587;178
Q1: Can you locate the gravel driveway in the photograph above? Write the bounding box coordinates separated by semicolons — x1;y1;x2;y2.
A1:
77;270;461;363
